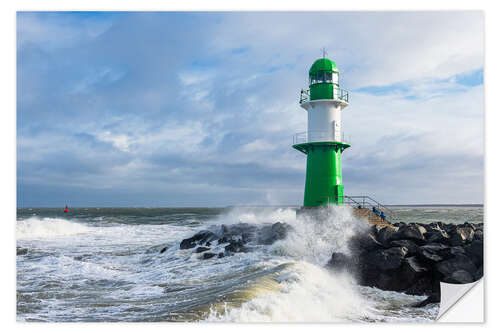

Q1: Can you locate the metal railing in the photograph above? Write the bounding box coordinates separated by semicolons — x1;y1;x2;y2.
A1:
293;131;351;145
300;87;349;104
335;195;397;222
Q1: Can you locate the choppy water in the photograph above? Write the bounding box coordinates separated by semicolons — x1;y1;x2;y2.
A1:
16;205;482;322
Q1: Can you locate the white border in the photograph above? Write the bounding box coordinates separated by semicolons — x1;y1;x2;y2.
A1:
5;0;497;332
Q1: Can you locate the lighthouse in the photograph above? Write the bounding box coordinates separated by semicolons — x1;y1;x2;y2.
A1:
293;56;350;207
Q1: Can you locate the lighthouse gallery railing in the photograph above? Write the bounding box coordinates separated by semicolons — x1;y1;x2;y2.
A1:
293;131;351;145
300;87;350;104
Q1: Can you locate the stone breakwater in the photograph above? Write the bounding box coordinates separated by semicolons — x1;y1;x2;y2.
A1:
327;221;483;306
175;219;483;307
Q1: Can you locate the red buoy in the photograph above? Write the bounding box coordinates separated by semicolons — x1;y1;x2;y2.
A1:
64;205;69;213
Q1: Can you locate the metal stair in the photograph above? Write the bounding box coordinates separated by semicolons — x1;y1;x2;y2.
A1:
351;207;392;227
336;195;396;226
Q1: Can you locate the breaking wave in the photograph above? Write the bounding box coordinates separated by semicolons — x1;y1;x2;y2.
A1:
16;217;90;239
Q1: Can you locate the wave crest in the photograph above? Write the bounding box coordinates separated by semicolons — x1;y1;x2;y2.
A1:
17;217;90;239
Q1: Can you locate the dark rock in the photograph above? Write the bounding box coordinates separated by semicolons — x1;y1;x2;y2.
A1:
404;256;429;274
218;252;225;258
425;226;450;244
416;243;448;263
205;241;211;246
474;230;483;241
180;230;217;249
160;247;167;254
443;270;474;284
463;222;476;230
435;254;477;277
475;265;483;280
443;246;467;259
218;237;228;244
389;240;419;255
390;256;429;292
225;240;248;253
220;223;258;243
464;240;483;267
372;272;394;290
376;226;399;246
327;252;354;272
423;222;444;232
195;246;210;253
17;247;28;255
442;223;456;234
405;276;434;296
202;252;217;260
393;224;427;244
257;222;291;245
364;246;408;271
448;226;475;246
350;233;384;252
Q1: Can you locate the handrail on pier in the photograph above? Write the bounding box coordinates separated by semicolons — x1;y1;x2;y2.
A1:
335;195;397;222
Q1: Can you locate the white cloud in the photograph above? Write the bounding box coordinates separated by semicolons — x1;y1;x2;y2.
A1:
17;13;113;50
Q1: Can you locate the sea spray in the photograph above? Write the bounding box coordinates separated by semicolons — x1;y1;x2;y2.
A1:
203;206;374;321
273;206;369;265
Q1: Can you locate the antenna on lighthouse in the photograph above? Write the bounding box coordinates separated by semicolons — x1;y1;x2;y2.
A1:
321;47;328;58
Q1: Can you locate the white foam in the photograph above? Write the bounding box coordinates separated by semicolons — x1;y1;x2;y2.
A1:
274;206;369;265
16;217;91;239
206;206;297;226
206;261;371;322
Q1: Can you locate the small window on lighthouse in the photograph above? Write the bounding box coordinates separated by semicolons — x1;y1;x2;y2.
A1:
325;72;332;83
311;73;320;84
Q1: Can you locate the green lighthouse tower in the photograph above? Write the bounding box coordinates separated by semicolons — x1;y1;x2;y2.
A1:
293;57;350;207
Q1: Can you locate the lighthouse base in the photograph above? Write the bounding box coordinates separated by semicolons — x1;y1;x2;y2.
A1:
293;141;350;207
295;205;339;220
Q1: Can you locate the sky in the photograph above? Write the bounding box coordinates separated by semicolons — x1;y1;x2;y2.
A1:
16;11;484;207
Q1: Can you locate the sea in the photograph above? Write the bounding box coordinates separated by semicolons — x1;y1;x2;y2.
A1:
16;205;483;322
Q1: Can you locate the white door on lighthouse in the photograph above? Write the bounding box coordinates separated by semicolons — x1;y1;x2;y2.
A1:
333;121;341;141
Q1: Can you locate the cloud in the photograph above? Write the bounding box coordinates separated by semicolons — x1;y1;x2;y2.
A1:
17;12;484;206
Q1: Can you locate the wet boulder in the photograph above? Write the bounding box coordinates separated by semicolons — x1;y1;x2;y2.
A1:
389;240;419;255
396;256;429;291
195;246;210;253
17;247;28;255
435;254;477;278
475;265;483;280
349;233;383;254
180;230;217;249
376;226;399;246
443;270;475;284
416;243;448;263
392;224;427;244
220;223;258;243
363;246;408;271
257;222;292;245
224;239;248;253
425;225;450;244
448;226;475;246
202;252;217;260
463;240;483;267
326;252;355;273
